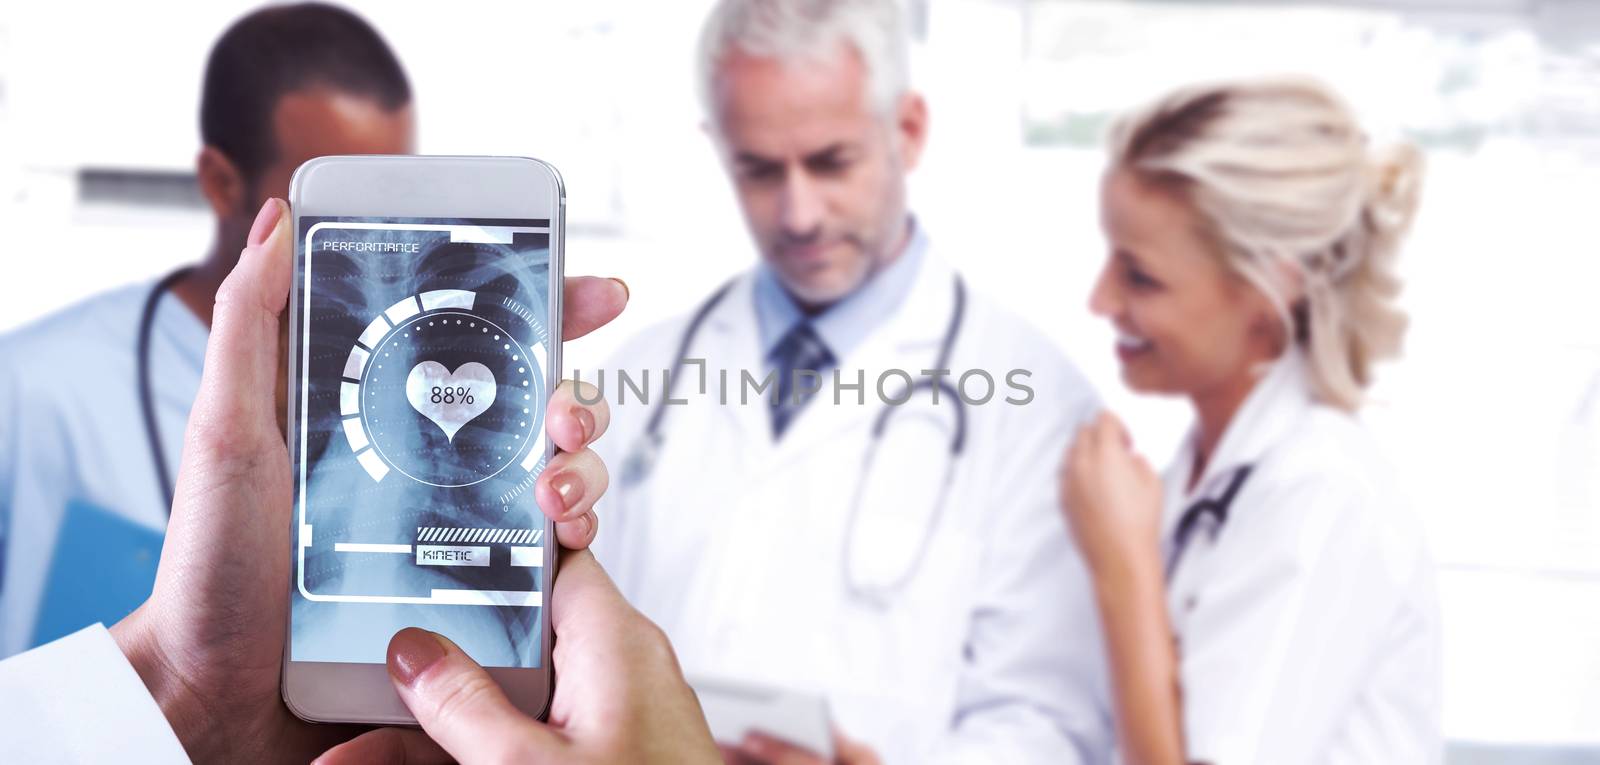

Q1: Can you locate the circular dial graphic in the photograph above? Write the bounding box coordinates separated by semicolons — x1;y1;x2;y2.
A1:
341;290;548;488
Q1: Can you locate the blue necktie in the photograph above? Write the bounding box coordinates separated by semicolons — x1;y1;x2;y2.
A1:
769;321;835;438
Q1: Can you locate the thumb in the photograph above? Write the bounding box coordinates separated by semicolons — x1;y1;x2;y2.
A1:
185;198;291;452
386;628;565;762
550;548;633;634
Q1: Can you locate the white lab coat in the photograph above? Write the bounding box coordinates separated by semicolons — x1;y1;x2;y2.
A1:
591;248;1112;764
1162;351;1442;764
0;624;188;763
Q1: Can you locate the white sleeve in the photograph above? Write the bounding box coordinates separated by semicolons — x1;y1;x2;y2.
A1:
1178;477;1429;764
0;624;190;764
930;372;1113;764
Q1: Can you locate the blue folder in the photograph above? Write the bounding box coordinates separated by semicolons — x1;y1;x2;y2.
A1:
30;500;163;648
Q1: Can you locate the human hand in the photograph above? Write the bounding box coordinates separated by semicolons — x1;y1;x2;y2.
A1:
108;198;629;762
723;729;881;765
313;549;720;764
1060;411;1164;580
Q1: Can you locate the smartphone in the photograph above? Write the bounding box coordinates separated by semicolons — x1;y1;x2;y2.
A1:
282;155;564;724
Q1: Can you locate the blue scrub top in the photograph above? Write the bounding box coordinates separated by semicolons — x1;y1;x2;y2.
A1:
0;280;205;656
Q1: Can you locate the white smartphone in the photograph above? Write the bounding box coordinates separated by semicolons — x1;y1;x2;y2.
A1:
282;155;564;724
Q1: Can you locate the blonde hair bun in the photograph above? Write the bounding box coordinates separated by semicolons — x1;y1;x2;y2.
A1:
1109;76;1423;410
1364;142;1424;240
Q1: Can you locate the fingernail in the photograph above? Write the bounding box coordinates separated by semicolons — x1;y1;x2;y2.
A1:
388;628;449;687
610;277;630;302
549;471;586;515
574;510;594;539
248;198;283;247
573;406;596;443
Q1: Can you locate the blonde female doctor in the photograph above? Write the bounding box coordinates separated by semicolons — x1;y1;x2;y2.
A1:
1060;78;1442;764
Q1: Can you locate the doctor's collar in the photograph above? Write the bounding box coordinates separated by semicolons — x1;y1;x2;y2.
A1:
752;216;928;361
1183;348;1316;499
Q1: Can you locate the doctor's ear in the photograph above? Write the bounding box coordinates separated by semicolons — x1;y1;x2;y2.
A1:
893;92;929;171
1248;259;1305;353
197;146;250;219
1270;257;1306;304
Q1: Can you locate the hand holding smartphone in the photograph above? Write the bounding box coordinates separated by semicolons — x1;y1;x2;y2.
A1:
283;155;565;723
103;173;715;762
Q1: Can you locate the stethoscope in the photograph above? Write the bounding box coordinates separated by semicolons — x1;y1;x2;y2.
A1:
620;275;968;609
1164;464;1253;582
136;266;194;515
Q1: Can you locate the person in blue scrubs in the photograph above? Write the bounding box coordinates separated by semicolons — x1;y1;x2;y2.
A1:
0;2;417;656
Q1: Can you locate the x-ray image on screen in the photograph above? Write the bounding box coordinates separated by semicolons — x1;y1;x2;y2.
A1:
290;216;552;668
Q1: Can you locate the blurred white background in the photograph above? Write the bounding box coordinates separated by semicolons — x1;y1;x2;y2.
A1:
1;0;1597;758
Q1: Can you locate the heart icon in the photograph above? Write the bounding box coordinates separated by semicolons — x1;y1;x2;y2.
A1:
406;361;498;443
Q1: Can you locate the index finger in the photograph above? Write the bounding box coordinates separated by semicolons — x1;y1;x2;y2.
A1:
563;276;628;341
547;379;610;453
1071;415;1106;466
1101;409;1133;450
1087;410;1124;455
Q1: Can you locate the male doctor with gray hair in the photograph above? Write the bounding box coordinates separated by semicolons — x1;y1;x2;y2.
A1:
591;1;1111;762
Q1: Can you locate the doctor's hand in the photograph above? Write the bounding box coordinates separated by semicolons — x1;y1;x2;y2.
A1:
1061;411;1164;578
726;730;882;765
314;549;720;764
106;198;629;763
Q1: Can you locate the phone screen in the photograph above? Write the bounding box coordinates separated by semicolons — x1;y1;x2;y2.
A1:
289;215;553;668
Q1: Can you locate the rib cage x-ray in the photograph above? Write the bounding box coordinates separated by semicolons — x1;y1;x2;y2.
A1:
289;217;552;667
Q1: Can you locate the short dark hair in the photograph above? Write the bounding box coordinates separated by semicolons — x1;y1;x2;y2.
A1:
200;3;411;184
